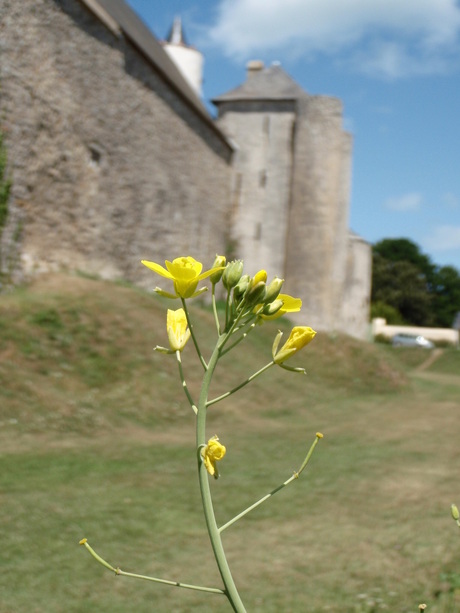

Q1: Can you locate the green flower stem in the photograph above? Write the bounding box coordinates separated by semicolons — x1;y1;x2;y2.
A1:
181;298;207;371
176;350;197;414
206;361;274;408
220;321;257;356
221;306;255;350
80;540;224;595
211;284;221;335
225;288;232;330
219;434;322;534
197;338;247;613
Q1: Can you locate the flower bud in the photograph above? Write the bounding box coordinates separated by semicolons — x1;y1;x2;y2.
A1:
244;281;267;307
209;255;226;284
264;277;284;303
273;326;316;364
233;274;251;302
222;260;244;290
262;298;284;317
451;503;459;520
167;308;191;352
251;270;267;286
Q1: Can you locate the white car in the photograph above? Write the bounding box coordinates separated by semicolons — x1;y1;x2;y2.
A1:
391;333;435;349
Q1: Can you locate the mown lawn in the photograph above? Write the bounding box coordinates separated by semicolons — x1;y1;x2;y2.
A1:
0;274;459;612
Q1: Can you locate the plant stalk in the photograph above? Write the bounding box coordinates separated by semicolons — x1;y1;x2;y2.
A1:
196;338;247;612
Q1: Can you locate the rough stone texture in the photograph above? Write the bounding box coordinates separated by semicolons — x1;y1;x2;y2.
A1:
216;100;296;276
286;96;354;331
0;0;232;287
0;0;371;338
343;233;372;339
216;71;371;338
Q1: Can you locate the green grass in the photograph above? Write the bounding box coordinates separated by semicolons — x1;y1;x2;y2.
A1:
0;274;459;612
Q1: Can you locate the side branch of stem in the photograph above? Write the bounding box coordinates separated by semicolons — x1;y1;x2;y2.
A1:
219;433;322;533
80;540;224;595
206;361;274;407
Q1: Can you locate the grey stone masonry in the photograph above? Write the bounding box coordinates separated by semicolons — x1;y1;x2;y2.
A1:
215;63;371;337
0;0;232;286
0;1;371;338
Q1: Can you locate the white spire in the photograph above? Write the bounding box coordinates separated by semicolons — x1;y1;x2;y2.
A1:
163;17;204;98
167;16;186;46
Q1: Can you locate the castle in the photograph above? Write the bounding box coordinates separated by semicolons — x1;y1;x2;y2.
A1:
0;0;371;338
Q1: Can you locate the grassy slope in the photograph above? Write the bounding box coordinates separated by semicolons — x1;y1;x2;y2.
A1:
0;274;459;612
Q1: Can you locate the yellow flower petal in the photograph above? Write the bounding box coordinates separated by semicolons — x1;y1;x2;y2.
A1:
141;260;174;280
166;308;191;351
253;270;267;285
142;256;223;299
261;294;302;320
202;436;226;479
273;326;316;364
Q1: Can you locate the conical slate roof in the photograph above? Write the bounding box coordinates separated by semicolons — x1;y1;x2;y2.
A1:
212;63;308;103
166;16;188;46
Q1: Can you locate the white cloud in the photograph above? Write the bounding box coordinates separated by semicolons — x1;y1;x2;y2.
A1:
208;0;460;77
425;225;460;251
351;40;451;79
443;192;460;209
384;192;422;212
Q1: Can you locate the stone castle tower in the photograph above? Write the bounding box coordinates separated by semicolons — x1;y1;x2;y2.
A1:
0;0;370;339
212;61;369;336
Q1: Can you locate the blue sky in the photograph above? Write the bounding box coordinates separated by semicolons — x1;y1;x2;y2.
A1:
127;0;460;271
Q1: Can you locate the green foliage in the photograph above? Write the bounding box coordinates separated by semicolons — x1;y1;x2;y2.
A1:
372;253;433;325
0;129;12;230
370;300;406;324
371;238;460;327
430;265;460;328
373;238;435;281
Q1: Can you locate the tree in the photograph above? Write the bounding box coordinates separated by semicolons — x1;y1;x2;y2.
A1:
430;265;460;328
373;238;435;282
372;254;433;325
371;238;460;327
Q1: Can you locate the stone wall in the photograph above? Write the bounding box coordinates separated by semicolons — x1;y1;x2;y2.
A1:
342;233;372;339
285;96;354;332
215;85;371;338
372;318;459;345
216;100;296;277
0;0;372;339
0;0;232;286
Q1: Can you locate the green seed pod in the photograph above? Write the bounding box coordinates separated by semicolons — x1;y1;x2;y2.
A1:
222;260;244;290
233;274;251;302
262;298;284;316
209;255;226;284
244;281;267;307
264;277;284;303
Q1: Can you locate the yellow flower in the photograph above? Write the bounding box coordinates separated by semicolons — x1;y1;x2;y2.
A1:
202;435;226;479
167;308;191;352
261;294;302;320
252;270;267;285
272;326;316;364
141;256;224;299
